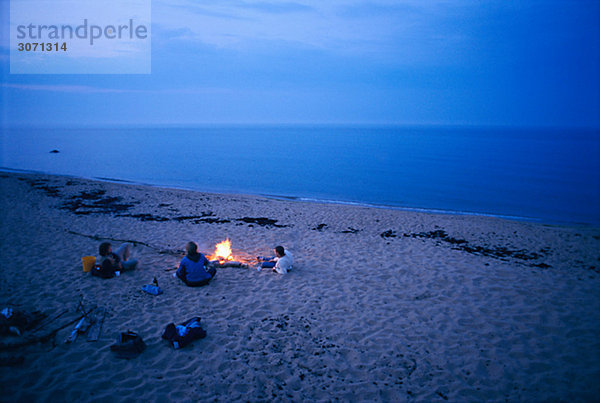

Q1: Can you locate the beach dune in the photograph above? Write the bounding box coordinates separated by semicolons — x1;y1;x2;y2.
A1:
1;171;599;401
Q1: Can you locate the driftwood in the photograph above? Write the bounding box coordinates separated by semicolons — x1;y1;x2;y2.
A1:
210;260;246;268
0;314;85;351
30;309;68;333
67;230;182;256
0;310;47;336
65;316;91;344
87;308;107;342
64;299;99;343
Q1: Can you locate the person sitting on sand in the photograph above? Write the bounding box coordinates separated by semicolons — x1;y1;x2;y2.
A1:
273;246;293;274
92;242;138;278
176;242;217;287
258;246;293;274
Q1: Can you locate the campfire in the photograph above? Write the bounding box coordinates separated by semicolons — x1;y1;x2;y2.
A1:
209;239;234;262
207;238;251;268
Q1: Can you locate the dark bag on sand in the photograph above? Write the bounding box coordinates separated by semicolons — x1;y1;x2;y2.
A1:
161;317;206;349
91;263;115;279
110;331;146;359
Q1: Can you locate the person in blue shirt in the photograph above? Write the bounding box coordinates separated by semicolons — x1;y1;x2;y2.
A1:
176;242;217;287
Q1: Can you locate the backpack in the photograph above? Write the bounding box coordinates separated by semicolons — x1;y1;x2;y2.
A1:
91;259;115;279
110;331;146;359
161;317;206;349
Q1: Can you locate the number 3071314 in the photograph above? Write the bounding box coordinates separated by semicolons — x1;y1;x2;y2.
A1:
17;42;67;51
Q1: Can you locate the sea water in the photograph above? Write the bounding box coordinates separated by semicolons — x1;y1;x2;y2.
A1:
1;125;599;226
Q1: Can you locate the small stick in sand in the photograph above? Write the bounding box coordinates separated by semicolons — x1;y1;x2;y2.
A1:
29;309;68;333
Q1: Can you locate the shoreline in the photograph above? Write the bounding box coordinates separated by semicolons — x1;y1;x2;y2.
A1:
1;167;594;229
1;170;599;401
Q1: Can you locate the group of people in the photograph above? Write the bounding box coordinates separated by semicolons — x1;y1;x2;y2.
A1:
92;241;293;287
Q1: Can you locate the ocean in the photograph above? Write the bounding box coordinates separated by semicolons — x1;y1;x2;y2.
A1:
2;125;599;226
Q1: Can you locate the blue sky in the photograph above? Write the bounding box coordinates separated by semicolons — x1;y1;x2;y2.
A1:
1;0;599;127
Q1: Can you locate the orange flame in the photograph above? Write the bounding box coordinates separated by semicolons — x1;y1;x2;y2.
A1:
211;238;233;261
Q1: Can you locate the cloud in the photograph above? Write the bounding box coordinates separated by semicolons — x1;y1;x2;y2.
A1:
236;1;314;14
149;1;349;52
1;82;233;95
1;83;133;93
336;1;423;18
161;1;249;20
150;0;473;64
162;0;313;17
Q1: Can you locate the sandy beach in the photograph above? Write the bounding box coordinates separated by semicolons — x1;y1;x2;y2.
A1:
0;170;599;401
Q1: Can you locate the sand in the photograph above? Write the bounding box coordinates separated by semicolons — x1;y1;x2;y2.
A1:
0;171;599;402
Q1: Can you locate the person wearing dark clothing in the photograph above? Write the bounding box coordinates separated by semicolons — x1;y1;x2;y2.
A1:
176;242;217;287
92;242;138;279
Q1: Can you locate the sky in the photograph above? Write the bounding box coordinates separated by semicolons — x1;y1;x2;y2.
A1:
1;0;599;127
